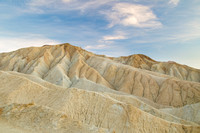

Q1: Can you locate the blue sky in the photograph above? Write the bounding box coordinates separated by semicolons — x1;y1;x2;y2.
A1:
0;0;200;68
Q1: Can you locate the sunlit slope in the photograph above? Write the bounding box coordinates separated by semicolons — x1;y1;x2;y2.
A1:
0;43;199;132
0;70;199;133
0;44;199;107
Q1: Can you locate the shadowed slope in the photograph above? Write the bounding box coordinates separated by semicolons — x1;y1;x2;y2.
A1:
0;70;199;133
0;43;200;132
112;54;200;82
0;44;200;107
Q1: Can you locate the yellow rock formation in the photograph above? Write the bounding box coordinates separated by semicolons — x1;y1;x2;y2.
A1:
0;43;199;132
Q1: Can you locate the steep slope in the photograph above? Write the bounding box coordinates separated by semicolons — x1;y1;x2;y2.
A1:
86;56;200;107
0;44;199;107
0;70;199;133
160;103;200;124
112;54;200;82
0;43;200;132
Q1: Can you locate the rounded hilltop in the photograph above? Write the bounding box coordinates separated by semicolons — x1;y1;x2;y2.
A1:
0;43;200;132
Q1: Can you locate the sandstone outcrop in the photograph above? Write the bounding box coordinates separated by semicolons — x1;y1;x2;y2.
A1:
112;54;200;82
0;43;199;132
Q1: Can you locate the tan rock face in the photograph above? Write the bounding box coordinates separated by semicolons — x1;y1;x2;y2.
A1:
112;54;200;82
0;43;199;133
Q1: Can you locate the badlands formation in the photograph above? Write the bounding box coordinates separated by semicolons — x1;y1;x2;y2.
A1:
0;43;200;133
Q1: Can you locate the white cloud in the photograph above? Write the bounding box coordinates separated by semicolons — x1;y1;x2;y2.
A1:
169;0;180;6
72;0;114;12
28;0;73;7
28;0;56;7
17;1;162;29
25;0;73;14
62;0;73;3
84;44;130;57
0;36;60;53
84;44;108;50
160;21;200;43
27;0;114;13
102;3;162;28
103;35;126;41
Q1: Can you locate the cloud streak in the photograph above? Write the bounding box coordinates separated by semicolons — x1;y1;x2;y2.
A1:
103;35;126;41
27;0;114;13
84;44;109;50
102;3;162;28
169;0;180;6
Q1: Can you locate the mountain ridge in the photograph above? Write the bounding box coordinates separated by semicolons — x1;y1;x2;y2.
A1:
0;43;199;107
0;43;200;132
1;43;199;82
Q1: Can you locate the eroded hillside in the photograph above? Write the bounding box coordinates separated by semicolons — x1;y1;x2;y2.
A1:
0;43;199;133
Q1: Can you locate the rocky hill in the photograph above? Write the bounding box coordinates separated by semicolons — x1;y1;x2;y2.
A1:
0;43;199;133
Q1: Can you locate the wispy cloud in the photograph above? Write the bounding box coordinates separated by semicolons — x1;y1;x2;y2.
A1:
26;0;114;13
168;0;180;6
71;0;114;12
0;35;60;53
103;35;126;41
84;44;130;57
102;3;162;28
157;21;200;43
28;0;57;7
4;1;162;29
84;44;109;50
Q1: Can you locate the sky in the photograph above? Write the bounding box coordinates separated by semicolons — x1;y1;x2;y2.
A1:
0;0;200;69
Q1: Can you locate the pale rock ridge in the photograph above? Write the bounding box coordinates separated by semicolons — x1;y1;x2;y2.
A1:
0;71;199;132
86;56;200;107
0;44;199;107
0;70;197;126
112;54;200;82
160;103;200;124
0;43;200;132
